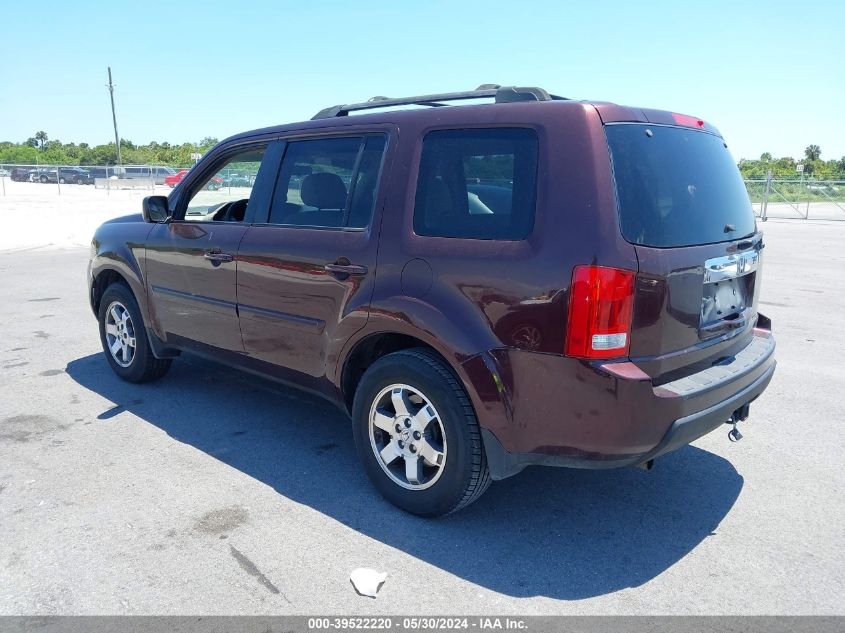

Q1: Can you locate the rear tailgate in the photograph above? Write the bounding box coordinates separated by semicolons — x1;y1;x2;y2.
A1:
604;120;763;384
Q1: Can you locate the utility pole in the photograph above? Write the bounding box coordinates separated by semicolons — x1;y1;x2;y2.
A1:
107;67;122;168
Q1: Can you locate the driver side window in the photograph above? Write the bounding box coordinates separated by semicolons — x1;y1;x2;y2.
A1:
184;146;267;222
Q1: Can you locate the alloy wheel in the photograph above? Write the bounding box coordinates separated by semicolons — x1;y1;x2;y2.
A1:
368;384;447;490
104;301;136;368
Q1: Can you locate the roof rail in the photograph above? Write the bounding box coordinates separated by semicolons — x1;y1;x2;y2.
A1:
311;84;566;120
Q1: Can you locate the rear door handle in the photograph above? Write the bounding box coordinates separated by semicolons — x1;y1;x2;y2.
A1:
324;263;368;276
203;251;234;263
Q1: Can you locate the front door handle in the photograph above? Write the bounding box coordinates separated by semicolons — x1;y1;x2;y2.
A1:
203;251;234;263
324;262;368;276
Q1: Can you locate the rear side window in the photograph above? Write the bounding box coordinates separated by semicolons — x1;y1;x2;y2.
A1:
414;128;538;240
606;124;756;247
268;135;386;228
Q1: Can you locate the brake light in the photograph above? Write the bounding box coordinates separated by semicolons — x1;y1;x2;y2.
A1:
672;112;705;128
566;266;636;359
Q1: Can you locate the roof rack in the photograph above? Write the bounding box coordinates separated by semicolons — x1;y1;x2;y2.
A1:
311;84;566;120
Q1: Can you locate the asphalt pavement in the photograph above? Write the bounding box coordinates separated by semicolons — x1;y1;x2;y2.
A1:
0;218;843;615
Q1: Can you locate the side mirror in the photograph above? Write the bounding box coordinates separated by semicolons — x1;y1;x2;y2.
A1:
142;196;171;223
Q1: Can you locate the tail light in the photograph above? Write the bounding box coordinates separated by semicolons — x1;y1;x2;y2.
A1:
566;266;636;359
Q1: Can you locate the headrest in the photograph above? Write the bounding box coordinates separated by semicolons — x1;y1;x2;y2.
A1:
300;172;347;209
424;177;455;217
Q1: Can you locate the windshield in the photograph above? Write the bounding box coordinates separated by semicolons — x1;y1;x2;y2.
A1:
606;124;756;248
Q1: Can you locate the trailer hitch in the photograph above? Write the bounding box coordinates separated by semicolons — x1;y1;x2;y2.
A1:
726;404;750;442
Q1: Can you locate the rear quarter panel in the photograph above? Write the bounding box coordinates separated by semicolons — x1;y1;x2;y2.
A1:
339;101;638;443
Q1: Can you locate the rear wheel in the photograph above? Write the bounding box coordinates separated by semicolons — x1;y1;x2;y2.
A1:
352;348;491;517
39;175;48;183
59;177;66;184
98;283;171;383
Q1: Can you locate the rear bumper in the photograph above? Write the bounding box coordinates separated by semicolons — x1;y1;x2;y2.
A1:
463;328;776;480
481;359;775;479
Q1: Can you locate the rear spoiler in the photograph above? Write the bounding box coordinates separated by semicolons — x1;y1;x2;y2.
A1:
591;102;721;136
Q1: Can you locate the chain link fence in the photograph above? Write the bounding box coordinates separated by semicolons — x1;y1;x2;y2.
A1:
2;162;844;222
0;163;259;194
745;175;845;221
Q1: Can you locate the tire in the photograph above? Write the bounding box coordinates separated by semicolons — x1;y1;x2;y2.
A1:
59;177;66;184
352;348;491;517
39;175;48;183
98;283;172;383
76;177;84;185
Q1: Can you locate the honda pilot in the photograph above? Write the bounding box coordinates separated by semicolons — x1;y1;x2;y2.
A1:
87;85;776;516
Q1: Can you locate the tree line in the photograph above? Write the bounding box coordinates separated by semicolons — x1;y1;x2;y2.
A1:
2;133;844;181
739;145;845;180
0;131;219;168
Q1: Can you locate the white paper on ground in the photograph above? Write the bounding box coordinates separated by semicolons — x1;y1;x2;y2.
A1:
349;568;387;598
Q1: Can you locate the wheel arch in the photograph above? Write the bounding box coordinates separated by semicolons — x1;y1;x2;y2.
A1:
334;296;507;425
91;267;134;316
89;220;153;320
339;331;450;413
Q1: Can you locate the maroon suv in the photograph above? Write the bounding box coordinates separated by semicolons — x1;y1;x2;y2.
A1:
87;85;775;516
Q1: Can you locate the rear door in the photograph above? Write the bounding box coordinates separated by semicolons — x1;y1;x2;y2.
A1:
236;131;390;379
605;122;762;382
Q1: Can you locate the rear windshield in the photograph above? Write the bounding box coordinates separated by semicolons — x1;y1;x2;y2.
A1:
606;124;755;247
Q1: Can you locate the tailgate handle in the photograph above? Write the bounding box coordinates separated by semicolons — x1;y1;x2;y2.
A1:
699;314;748;338
325;262;368;276
203;251;234;263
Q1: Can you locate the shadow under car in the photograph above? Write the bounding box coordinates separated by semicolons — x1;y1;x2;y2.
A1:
66;352;743;600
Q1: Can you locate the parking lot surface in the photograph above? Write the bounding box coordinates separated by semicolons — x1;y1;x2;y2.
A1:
0;189;843;614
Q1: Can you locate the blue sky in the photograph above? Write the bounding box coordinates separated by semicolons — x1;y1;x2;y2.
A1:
1;0;842;162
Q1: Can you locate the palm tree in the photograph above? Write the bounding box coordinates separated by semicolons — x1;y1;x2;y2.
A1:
804;144;821;161
34;131;48;150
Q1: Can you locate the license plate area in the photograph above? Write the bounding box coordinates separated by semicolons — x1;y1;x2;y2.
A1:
700;251;758;328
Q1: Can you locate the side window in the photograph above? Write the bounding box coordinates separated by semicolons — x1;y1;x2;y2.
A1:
413;128;538;240
268;135;386;228
184;146;267;223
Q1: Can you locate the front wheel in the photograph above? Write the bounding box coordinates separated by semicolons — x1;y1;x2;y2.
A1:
98;283;172;383
352;348;491;517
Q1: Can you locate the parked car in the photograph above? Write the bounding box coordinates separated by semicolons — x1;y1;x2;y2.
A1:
151;166;177;185
87;84;775;517
220;172;254;187
87;166;121;180
57;167;93;184
10;168;33;181
31;167;91;184
163;170;188;188
165;169;222;190
120;166;178;184
32;168;58;183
